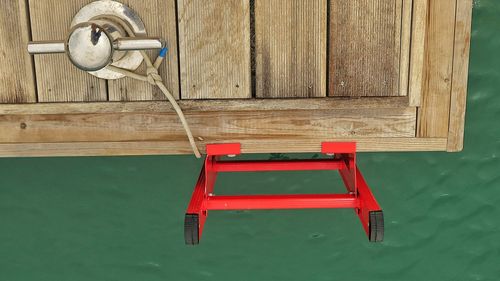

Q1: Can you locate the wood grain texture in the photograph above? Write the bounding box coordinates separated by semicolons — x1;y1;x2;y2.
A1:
107;0;180;101
417;0;456;138
29;0;107;102
399;0;412;97
178;0;251;99
255;0;327;98
0;107;416;144
408;0;429;106
0;0;36;104
448;0;473;152
0;97;411;114
0;138;448;157
329;0;403;97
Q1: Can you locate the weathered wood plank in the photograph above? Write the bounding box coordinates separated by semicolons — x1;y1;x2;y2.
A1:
0;97;411;114
178;0;251;99
417;0;457;137
255;0;327;98
0;0;36;104
399;0;412;97
329;0;403;97
408;0;429;106
28;0;107;102
0;107;416;144
107;0;180;101
0;138;448;157
448;0;473;152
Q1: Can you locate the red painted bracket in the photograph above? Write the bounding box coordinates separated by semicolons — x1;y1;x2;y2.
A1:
184;142;383;245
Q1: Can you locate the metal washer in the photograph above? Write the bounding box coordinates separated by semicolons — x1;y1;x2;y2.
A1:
71;0;147;80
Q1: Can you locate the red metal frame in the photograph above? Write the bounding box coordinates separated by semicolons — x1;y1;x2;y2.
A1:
184;142;384;245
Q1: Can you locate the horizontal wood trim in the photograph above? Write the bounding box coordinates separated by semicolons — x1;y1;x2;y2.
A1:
0;138;448;157
0;105;416;144
0;97;411;115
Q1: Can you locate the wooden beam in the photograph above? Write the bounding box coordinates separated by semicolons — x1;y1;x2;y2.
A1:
255;0;327;98
0;138;448;157
0;0;36;104
0;106;416;144
177;0;251;99
408;0;429;106
28;0;107;102
107;0;180;101
417;0;457;137
447;0;473;152
0;97;411;115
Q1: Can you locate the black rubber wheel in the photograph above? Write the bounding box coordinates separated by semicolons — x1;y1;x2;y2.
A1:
368;210;384;242
184;214;200;245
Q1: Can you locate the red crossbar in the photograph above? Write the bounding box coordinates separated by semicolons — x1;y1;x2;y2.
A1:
184;142;384;245
213;159;345;172
207;194;359;210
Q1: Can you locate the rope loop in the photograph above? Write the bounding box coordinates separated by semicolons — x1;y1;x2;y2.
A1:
104;29;201;158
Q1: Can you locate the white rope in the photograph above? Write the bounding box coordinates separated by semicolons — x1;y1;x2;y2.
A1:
107;34;201;158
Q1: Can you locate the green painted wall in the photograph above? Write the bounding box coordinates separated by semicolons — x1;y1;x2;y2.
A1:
1;2;499;280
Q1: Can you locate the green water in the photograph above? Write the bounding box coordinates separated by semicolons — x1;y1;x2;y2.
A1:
1;2;499;281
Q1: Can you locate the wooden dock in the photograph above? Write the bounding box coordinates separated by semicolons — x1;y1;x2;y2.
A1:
0;0;473;157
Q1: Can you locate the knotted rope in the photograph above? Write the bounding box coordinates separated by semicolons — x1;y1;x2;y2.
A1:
146;66;162;85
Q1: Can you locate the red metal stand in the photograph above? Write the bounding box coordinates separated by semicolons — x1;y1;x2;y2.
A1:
184;142;384;245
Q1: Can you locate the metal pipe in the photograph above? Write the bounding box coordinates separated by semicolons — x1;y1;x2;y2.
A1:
114;38;164;51
27;41;65;54
28;37;164;55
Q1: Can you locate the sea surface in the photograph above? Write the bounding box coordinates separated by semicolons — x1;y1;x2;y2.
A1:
1;1;499;280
